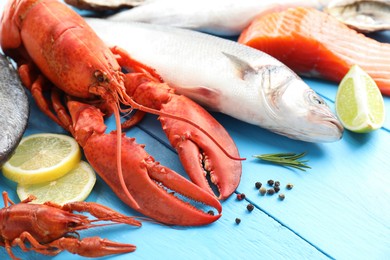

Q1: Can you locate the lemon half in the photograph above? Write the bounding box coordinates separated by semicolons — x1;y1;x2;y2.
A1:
2;133;81;184
335;65;385;133
17;160;96;205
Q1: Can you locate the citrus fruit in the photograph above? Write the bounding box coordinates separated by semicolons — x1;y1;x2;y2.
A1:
335;65;385;133
17;160;96;205
2;133;81;184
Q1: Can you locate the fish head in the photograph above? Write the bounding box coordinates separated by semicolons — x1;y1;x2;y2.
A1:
259;66;343;142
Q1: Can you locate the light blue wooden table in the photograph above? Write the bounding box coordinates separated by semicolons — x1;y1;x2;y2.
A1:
0;2;389;260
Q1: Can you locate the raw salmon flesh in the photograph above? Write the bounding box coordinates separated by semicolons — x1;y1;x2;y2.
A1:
238;7;390;96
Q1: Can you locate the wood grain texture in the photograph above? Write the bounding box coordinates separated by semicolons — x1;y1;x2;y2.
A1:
0;2;389;259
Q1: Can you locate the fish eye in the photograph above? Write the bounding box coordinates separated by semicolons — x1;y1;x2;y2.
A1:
308;91;325;105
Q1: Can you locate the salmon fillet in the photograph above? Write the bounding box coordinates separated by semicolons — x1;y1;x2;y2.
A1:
238;7;390;96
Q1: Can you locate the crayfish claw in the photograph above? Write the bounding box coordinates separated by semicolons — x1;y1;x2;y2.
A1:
61;201;142;227
49;237;136;257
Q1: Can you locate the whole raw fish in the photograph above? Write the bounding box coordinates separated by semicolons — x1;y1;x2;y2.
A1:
106;0;331;36
0;54;29;165
86;19;343;142
64;0;144;11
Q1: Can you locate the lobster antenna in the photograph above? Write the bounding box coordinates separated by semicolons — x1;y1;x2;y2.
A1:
112;46;245;161
112;104;141;210
122;96;245;161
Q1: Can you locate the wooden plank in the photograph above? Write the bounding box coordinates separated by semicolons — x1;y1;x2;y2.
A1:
134;79;390;259
0;107;329;260
1;2;388;259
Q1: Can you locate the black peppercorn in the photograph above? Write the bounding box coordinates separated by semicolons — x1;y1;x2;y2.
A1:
278;194;285;201
207;210;214;215
267;188;275;195
274;181;280;187
235;218;241;224
274;186;280;193
286;183;294;190
236;193;246;200
255;182;262;189
267;179;274;186
246;203;254;212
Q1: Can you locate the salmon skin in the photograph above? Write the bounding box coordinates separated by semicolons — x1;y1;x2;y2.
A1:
238;7;390;96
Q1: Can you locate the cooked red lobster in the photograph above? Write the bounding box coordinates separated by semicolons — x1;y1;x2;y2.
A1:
0;0;242;226
0;191;140;259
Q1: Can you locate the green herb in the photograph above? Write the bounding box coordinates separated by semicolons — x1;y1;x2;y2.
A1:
253;152;310;171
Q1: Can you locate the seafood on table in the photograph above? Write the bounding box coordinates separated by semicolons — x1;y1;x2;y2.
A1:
64;0;144;11
238;7;390;96
0;54;29;166
324;0;390;33
0;191;140;259
87;19;343;143
0;0;242;226
103;0;331;36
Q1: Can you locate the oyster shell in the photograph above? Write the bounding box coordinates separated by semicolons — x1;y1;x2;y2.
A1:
325;0;390;32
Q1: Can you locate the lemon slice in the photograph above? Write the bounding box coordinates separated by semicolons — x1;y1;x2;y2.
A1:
2;133;82;184
17;161;96;205
335;65;385;133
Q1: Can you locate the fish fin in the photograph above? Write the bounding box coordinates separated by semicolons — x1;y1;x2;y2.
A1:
222;52;257;80
173;85;221;111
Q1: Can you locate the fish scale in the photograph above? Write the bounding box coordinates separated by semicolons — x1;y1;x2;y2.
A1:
86;18;343;143
0;54;29;166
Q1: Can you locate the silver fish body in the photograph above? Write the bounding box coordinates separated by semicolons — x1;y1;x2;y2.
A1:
0;54;29;166
107;0;331;36
86;19;343;142
64;0;145;11
325;0;390;32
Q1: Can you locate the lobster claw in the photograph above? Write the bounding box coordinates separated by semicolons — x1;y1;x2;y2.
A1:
120;65;242;200
159;94;242;200
67;101;222;226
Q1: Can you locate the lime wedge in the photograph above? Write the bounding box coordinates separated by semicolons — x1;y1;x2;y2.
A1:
17;161;96;205
2;133;81;184
335;65;385;133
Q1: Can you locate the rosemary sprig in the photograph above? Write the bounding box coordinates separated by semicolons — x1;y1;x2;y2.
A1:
253;152;311;171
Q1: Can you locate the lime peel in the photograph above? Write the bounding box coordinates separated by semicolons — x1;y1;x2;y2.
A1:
335;65;385;133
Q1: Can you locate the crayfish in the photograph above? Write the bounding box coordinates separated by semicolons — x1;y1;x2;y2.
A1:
0;191;140;259
0;0;242;226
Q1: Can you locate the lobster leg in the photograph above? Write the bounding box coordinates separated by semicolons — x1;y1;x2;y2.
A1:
65;100;222;226
113;47;242;200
